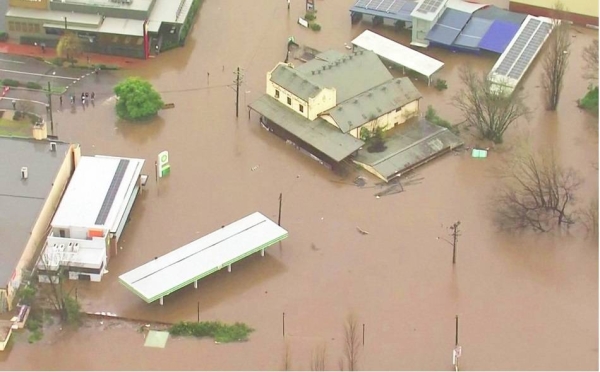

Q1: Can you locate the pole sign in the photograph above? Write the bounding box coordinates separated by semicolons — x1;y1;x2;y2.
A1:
453;346;462;367
157;151;170;178
306;0;314;11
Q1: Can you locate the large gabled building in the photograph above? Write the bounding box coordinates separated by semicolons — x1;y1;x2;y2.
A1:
249;49;463;181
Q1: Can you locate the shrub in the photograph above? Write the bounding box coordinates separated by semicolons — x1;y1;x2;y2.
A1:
25;82;43;90
0;32;9;42
13;111;23;120
366;126;387;153
425;105;459;134
64;295;82;326
2;79;20;87
434;78;448;91
50;57;65;66
304;12;317;21
169;321;254;343
310;23;321;31
579;86;599;114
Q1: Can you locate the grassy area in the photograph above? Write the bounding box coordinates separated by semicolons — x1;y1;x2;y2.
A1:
579;86;599;115
169;321;254;343
0;117;31;137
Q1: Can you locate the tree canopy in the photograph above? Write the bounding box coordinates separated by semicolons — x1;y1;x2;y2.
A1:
56;33;82;62
113;77;164;121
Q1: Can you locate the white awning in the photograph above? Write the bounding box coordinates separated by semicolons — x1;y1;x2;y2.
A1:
351;30;444;80
119;212;288;303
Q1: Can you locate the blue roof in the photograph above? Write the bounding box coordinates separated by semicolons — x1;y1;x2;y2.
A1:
426;8;471;46
350;0;417;22
478;20;521;53
453;17;494;50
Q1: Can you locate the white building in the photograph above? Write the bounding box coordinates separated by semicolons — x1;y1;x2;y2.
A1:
37;155;145;283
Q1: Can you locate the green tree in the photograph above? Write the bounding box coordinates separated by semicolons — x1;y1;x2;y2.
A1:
56;33;82;63
113;77;164;121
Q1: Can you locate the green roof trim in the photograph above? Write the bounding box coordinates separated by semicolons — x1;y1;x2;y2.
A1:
249;95;364;162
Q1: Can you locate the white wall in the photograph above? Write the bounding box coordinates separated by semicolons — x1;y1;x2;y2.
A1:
346;100;420;139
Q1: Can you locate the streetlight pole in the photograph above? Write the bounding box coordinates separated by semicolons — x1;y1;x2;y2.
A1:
64;17;68;30
437;221;461;264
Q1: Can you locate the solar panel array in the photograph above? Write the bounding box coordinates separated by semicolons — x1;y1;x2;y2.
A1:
353;0;410;13
494;17;552;80
95;159;130;225
416;0;443;14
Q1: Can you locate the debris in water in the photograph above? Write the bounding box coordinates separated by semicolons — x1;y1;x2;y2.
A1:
353;176;367;187
356;227;369;235
251;165;259;171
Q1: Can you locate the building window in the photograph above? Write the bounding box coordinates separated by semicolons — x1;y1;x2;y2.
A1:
124;36;131;44
287;97;292;105
28;23;35;33
136;37;143;45
299;104;304;113
15;23;21;32
59;229;66;238
8;22;14;32
275;90;280;98
112;35;119;43
21;23;27;32
34;24;40;33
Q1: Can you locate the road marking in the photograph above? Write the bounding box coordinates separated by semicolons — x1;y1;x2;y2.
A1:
0;58;25;64
0;69;77;80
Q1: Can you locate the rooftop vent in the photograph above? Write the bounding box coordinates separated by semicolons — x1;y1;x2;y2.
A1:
312;71;315;75
21;167;28;179
49;142;57;152
322;66;327;71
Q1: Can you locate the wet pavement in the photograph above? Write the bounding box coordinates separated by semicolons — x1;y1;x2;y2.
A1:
0;0;598;370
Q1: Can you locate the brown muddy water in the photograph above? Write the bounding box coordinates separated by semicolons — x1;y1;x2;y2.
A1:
1;0;598;370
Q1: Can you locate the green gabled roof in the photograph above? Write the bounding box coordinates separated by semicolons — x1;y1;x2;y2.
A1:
270;65;324;101
249;95;364;162
323;78;422;133
296;49;393;103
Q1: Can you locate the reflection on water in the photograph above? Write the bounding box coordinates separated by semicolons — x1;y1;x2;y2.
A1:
2;0;597;370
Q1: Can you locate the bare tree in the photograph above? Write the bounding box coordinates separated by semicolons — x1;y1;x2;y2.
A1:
343;313;361;371
582;39;599;81
493;146;582;232
541;2;571;111
310;343;327;371
37;251;81;325
453;65;531;144
579;197;598;238
282;340;292;371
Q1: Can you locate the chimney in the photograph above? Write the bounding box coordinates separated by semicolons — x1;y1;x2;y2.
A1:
21;167;28;179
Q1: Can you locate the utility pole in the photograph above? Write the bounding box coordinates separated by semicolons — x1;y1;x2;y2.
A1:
64;16;68;30
278;192;283;226
450;221;461;264
47;81;54;135
233;67;243;118
453;315;461;371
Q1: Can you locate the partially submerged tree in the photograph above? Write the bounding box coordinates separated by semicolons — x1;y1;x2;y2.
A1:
453;65;531;143
343;314;361;371
56;33;82;63
579;196;598;238
310;343;327;371
493;145;582;232
541;2;571;111
582;39;599;81
37;252;81;325
113;77;164;121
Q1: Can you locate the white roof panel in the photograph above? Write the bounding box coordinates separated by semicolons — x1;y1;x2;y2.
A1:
119;212;289;303
351;30;444;78
98;18;145;37
51;156;145;231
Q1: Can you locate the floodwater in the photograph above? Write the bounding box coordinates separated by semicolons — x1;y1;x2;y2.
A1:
1;0;598;370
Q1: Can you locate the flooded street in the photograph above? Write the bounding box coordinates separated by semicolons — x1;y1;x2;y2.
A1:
1;0;597;370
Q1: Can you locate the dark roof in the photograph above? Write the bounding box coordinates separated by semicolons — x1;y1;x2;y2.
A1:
0;137;72;286
352;118;464;181
270;64;324;101
479;20;521;53
426;8;472;46
472;5;527;24
323;78;422;133
349;0;417;22
249;95;364;162
453;17;494;50
295;49;393;103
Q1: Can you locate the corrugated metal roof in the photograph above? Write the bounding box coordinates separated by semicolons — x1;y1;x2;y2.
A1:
98;17;144;36
349;0;417;22
6;7;102;26
324;78;422;133
453;17;494;49
426;8;472;46
249;95;364;162
270;64;324;102
296;49;393;103
149;0;193;25
473;5;527;24
446;0;487;14
353;118;463;181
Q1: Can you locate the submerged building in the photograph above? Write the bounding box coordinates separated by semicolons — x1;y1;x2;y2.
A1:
5;0;198;58
249;49;463;182
37;155;145;283
0;137;79;312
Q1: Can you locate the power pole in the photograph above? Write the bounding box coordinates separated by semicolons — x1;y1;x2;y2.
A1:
47;81;54;135
233;67;243;118
450;221;461;264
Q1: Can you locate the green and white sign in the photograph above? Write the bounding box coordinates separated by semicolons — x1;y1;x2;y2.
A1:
158;150;171;178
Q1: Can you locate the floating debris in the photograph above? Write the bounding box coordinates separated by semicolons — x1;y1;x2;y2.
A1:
356;227;369;235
